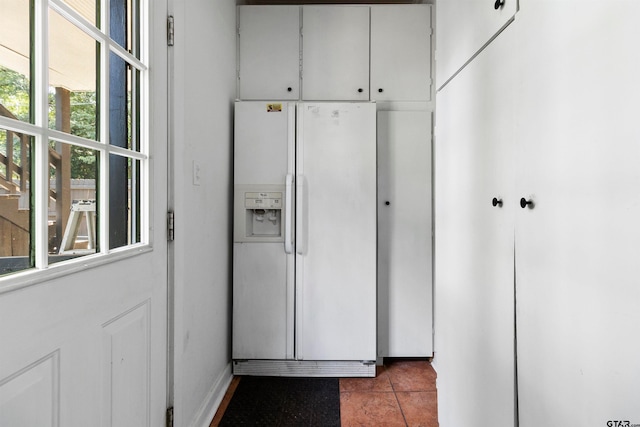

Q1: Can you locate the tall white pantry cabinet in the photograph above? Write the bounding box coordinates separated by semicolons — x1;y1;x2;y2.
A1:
236;4;434;361
435;1;640;426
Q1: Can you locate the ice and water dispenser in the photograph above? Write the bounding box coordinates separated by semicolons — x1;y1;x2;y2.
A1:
243;191;282;238
234;185;285;243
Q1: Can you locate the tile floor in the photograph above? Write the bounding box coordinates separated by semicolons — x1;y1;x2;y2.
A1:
340;360;438;427
210;359;438;426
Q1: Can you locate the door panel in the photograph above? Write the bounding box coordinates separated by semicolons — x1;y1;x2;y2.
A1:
377;111;432;357
0;352;58;427
514;2;640;425
434;23;517;427
296;103;376;361
102;303;151;427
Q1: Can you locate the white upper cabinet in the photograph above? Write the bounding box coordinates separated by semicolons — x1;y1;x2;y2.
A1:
371;5;432;102
436;0;517;88
238;6;300;100
301;6;370;101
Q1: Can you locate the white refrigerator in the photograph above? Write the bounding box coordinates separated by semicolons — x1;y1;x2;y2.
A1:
233;101;377;377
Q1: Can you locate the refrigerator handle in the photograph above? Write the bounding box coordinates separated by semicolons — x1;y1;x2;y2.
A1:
296;175;305;255
284;174;294;254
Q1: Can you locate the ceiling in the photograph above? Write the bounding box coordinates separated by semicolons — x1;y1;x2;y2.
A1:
1;0;98;91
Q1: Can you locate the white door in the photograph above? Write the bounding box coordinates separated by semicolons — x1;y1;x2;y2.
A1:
0;1;169;426
295;103;376;361
238;6;300;100
377;111;433;358
301;6;370;101
370;5;432;102
436;0;517;88
434;22;517;427
514;2;640;425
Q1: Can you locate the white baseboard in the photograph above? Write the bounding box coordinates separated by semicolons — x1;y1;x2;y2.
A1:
190;362;233;427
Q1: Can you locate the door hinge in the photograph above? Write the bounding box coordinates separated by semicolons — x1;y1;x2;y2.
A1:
166;406;174;427
167;211;175;241
167;15;175;46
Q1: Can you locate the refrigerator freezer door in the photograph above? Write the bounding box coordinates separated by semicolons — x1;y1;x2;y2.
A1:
233;101;296;361
295;102;377;361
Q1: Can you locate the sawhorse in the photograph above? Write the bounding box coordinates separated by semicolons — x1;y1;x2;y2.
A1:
59;199;96;255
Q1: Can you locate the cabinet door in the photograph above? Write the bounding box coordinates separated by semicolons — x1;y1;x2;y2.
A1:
377;111;432;357
302;6;370;101
514;2;640;426
435;0;517;88
238;6;300;100
371;6;432;102
434;23;517;427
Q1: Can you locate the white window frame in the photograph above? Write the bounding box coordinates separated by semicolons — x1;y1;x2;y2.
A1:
0;0;152;292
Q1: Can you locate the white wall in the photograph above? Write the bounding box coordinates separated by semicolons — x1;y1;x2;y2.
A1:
170;0;237;425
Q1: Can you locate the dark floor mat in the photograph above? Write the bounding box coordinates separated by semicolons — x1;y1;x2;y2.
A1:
219;376;340;426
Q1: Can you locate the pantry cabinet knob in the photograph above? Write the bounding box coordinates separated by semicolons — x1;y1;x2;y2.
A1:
287;87;292;92
492;197;503;207
494;0;504;9
385;201;390;206
520;198;533;209
358;88;363;93
378;88;384;93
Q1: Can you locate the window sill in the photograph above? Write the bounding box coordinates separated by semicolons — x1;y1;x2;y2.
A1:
0;244;154;296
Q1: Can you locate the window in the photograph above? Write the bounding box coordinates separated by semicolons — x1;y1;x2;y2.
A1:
0;0;147;276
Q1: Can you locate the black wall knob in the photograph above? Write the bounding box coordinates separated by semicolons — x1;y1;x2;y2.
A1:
492;197;503;207
378;88;384;93
520;198;533;209
494;0;504;9
385;201;390;206
287;87;292;92
358;88;363;93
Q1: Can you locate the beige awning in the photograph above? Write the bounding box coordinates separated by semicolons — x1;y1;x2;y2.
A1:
1;0;98;91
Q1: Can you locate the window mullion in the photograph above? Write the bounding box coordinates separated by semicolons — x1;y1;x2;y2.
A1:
140;21;149;246
99;15;111;254
139;0;149;246
34;0;50;269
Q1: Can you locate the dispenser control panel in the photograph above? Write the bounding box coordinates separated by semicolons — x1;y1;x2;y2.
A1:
244;192;282;209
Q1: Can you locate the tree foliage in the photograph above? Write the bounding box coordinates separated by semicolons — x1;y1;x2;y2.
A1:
1;66;97;180
0;65;30;122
